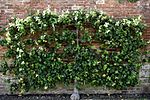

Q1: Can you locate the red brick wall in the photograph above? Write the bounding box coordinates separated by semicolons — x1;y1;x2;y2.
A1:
0;0;149;38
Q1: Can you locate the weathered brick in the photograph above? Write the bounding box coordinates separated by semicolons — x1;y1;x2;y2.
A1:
139;69;150;78
139;78;149;83
96;0;105;4
142;65;150;70
71;5;83;10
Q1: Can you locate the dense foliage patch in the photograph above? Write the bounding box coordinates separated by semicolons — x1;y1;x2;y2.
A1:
118;0;139;3
0;9;146;93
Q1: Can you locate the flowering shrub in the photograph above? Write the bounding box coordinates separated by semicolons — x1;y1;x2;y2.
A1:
0;9;146;93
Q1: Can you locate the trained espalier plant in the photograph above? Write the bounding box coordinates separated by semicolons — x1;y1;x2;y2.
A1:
0;9;147;93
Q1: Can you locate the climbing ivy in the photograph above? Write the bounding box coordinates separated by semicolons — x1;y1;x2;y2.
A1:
0;9;147;93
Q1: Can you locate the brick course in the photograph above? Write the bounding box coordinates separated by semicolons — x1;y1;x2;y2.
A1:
0;0;150;94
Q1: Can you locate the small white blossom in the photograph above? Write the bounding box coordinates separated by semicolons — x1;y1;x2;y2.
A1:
39;46;44;51
104;22;109;27
36;74;38;77
44;86;48;90
21;61;25;65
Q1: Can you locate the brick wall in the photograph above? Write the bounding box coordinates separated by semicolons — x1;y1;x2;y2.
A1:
0;0;149;47
0;0;149;37
0;0;150;94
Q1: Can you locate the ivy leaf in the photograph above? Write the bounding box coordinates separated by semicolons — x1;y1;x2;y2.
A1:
103;65;107;70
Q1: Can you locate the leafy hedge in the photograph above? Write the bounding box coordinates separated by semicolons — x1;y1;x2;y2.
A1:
0;9;146;93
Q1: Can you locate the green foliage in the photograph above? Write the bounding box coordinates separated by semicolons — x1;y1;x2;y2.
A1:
118;0;139;3
0;9;147;93
127;0;139;2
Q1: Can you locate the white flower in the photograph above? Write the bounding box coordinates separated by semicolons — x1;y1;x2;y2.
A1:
36;74;38;77
44;86;48;90
106;30;110;33
19;78;23;82
6;32;11;43
102;74;106;77
17;48;23;53
39;46;44;51
24;16;32;23
104;22;109;27
57;58;61;61
9;23;15;27
21;61;25;65
17;54;21;58
115;21;120;26
6;37;11;43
